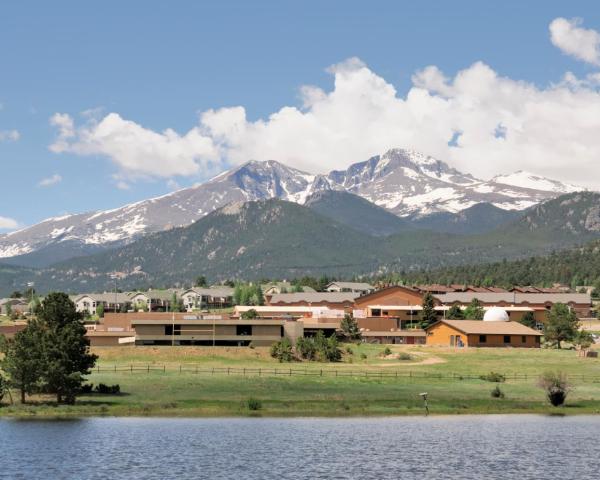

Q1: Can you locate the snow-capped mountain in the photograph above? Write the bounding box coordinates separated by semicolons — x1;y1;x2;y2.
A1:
324;149;583;216
0;148;586;262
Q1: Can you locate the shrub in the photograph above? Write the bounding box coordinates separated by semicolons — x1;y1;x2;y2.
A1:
345;346;354;355
538;372;570;406
491;386;505;398
296;336;317;360
248;342;255;349
247;397;262;411
95;384;121;394
360;353;367;360
270;338;293;362
480;372;506;383
241;308;259;320
382;347;392;356
0;374;7;403
398;352;412;361
80;383;94;394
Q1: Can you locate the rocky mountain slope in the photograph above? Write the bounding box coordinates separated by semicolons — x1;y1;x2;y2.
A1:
0;148;584;265
2;192;599;295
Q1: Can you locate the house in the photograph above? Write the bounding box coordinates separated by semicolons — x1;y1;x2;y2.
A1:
261;282;316;295
325;281;374;295
353;285;431;322
0;298;29;315
72;292;134;316
130;289;183;312
180;287;234;311
425;315;542;348
267;292;359;311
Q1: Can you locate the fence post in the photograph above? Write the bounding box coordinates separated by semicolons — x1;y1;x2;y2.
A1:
147;365;149;373
114;365;116;373
130;365;132;373
179;365;182;374
163;365;165;372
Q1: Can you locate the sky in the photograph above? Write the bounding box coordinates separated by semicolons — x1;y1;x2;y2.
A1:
1;0;600;230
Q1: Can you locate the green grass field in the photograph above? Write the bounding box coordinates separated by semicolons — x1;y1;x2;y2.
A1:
2;344;600;417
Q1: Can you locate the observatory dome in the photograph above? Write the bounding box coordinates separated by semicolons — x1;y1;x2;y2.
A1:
483;307;509;322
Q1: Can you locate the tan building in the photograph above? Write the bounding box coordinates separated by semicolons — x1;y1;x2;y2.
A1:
425;319;542;348
267;292;359;312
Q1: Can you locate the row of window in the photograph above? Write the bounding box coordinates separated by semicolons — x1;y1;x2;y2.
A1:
164;324;255;336
478;335;539;344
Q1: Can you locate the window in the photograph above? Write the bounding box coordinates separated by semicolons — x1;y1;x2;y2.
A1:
236;324;252;336
535;336;541;344
479;335;487;343
521;335;526;343
164;325;181;336
372;309;381;317
504;335;511;344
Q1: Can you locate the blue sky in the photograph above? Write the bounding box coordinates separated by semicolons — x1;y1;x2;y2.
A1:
1;0;600;229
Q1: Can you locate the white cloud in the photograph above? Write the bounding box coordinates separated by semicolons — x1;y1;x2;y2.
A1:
550;17;600;65
0;216;19;230
38;174;62;187
49;26;600;190
0;129;20;142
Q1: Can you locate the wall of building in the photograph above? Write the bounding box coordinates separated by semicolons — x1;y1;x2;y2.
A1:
426;323;468;347
467;334;540;348
354;287;424;308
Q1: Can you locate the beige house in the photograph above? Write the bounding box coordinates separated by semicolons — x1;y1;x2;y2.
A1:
72;292;133;316
180;287;234;311
325;282;374;295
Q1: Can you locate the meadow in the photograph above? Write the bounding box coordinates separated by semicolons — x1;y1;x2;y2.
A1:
2;343;600;417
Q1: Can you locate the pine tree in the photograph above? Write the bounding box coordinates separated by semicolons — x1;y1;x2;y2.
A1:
37;293;98;404
340;314;361;340
447;304;464;320
1;318;46;403
544;303;580;349
463;299;484;320
420;292;437;328
519;311;536;328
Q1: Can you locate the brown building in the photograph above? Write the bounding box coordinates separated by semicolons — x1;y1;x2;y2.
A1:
425;319;542;348
267;292;359;312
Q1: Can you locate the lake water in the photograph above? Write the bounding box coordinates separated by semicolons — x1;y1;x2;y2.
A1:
0;415;598;479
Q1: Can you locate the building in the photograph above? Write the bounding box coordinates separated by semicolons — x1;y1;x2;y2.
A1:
72;292;134;316
97;312;302;346
434;291;592;324
425;307;542;348
0;298;29;315
325;282;374;295
130;289;183;312
267;292;359;312
261;282;316;295
353;285;433;322
180;287;234;311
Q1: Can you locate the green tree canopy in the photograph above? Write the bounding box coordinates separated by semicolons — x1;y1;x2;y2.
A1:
463;298;484;320
446;304;464;320
420;292;437;328
544;303;580;349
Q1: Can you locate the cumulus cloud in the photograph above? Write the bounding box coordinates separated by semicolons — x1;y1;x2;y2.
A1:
49;21;600;189
0;129;20;142
38;174;62;187
0;216;19;230
550;17;600;65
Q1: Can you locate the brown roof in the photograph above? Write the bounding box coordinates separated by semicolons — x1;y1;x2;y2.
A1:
427;319;542;336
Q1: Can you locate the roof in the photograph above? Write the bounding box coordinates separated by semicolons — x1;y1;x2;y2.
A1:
181;287;234;298
130;289;183;301
326;282;374;291
435;292;591;305
427;319;542;336
73;292;135;303
269;292;359;304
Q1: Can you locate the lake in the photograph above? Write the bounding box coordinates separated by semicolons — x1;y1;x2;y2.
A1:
0;415;598;479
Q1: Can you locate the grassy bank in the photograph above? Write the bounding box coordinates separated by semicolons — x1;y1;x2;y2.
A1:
2;344;600;417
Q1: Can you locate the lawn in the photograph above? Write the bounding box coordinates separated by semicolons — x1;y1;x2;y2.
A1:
2;344;600;417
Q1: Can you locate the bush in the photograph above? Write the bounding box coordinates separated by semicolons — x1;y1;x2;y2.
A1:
345;346;354;355
538;372;570;406
80;383;94;394
398;352;412;361
360;353;367;360
491;386;505;398
296;336;317;360
382;347;392;356
241;308;259;320
0;374;7;403
270;338;293;362
247;397;262;411
480;372;506;383
95;383;121;395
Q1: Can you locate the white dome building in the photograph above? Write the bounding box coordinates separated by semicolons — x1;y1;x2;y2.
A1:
483;307;509;322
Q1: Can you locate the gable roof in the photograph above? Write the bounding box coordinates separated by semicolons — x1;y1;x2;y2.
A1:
426;319;542;336
354;285;425;306
326;282;374;291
